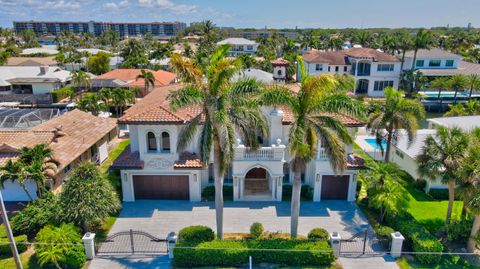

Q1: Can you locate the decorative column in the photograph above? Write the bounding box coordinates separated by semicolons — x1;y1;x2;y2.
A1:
313;174;322;202
276;176;283;201
82;232;96;260
167;232;178;259
347;174;357;202
390;232;405;258
329;232;341;256
233;177;239;201
239;177;245;200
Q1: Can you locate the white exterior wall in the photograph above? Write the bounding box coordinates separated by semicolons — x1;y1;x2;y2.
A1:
305;62;351;76
31;82;59;94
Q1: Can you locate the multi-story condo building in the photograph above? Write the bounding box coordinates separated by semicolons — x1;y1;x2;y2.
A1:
113;84;365;203
217;38;258;57
13;21;186;37
302;48;401;97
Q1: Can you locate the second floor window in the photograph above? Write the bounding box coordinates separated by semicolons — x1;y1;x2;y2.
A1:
247;45;253;51
377;64;394;71
315;64;322;71
373;80;394;91
416;60;425;67
446;60;454;67
429;60;441;67
161;132;171;152
147;132;157;151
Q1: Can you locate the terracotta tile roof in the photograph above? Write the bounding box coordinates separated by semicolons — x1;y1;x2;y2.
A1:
280;106;365;127
0;152;20;166
0;110;117;171
95;69;176;88
111;145;144;170
345;48;400;62
346;153;366;170
6;57;57;66
270;58;290;66
303;48;399;64
174;151;203;169
303;50;349;65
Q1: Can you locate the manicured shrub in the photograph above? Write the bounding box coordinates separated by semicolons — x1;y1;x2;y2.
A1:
413;179;427;191
282;185;314;201
178;226;214;244
307;228;329;241
11;192;60;237
375;225;395;248
428;189;449;200
174;239;335;267
35;223;86;269
201;185;233;201
0;235;28;254
446;219;472;242
250;223;264;239
51;86;74;102
396;220;444;264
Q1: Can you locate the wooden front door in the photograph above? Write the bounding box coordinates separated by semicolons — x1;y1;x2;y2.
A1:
321;175;350;200
133;175;189;200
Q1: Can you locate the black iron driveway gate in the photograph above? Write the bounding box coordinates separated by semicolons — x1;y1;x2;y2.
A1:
339;229;387;257
97;229;168;255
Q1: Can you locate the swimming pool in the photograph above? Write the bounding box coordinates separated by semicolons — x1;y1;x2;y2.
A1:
364;138;387;150
420;91;469;98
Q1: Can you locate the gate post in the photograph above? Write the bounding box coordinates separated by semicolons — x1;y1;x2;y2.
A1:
167;232;178;259
390;232;405;258
329;232;341;256
82;232;96;260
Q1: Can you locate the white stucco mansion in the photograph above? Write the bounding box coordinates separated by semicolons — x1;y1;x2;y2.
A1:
114;84;366;203
302;48;401;97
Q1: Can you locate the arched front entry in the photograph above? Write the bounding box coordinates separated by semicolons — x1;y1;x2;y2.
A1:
244;167;270;196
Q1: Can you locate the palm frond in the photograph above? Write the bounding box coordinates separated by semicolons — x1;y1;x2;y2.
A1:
177;114;202;151
167;85;205;110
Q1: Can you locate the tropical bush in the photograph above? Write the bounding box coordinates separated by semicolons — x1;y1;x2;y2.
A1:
250;223;264;239
34;223;86;269
201;185;233;201
428;188;449;200
60;162;120;232
178;226;214;244
51;86;74;102
413;178;427;191
11;192;60;237
445;219;472;242
174;239;335;267
0;234;28;254
282;185;314;201
307;228;329;241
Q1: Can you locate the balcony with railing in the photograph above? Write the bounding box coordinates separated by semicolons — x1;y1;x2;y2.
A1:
234;139;285;161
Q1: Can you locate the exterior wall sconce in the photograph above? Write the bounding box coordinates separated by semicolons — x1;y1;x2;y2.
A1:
316;174;320;182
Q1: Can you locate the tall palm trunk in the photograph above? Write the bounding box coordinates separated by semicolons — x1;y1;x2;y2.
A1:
213;143;224;239
20;184;34;202
446;179;455;225
290;167;302;238
453;88;459;104
467;214;480;252
461;200;469;219
384;131;393;163
400;50;406;72
411;49;418;71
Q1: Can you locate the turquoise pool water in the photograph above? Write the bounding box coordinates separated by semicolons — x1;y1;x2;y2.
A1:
365;138;387;150
423;93;468;98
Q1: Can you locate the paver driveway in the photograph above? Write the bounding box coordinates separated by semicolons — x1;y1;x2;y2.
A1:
89;201;398;269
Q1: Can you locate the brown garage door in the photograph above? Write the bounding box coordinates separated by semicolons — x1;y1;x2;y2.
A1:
321;175;350;200
133;175;189;200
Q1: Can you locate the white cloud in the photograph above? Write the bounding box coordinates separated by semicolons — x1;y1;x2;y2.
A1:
104;0;129;9
138;0;196;14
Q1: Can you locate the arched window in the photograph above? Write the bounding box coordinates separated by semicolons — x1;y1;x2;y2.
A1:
161;132;170;152
277;69;282;76
147;132;157;151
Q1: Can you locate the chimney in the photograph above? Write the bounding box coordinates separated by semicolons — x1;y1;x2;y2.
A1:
39;65;49;75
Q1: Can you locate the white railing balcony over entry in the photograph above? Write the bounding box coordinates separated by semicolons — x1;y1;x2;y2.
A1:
317;148;328;161
234;139;286;161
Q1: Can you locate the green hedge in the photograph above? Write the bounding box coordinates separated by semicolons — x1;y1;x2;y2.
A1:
201;185;233;201
428;189;449;200
174;239;335;267
307;228;329;241
51;86;74;102
178;226;214;244
413;179;427;191
282;185;314;201
396;220;444;264
0;235;28;254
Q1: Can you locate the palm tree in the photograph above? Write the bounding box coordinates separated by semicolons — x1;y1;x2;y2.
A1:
261;56;364;237
355;31;372;47
411;29;434;71
136;69;156;92
456;139;480;219
368;87;425;162
111;88;134;116
0;160;35;201
99;87;113;109
417;127;470;225
466;74;480;99
167;46;268;239
77;93;105;116
397;32;413;72
450;75;467;104
429;77;451;111
71;71;91;95
380;34;398;55
467;190;480;253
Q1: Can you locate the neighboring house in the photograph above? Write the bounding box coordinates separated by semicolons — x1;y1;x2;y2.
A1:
401;48;480;76
0;109;118;201
233;68;274;84
113;84;365;203
302;48;401;97
91;68;176;94
5;57;58;67
217;38;258;57
0;66;71;104
388;115;480;192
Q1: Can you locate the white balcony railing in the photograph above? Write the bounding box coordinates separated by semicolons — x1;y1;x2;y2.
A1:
234;140;286;161
317;148;328;161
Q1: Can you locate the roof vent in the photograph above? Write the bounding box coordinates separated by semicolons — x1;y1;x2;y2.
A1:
39;65;49;75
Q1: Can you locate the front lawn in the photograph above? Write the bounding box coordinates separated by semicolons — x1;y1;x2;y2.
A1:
396;256;479;269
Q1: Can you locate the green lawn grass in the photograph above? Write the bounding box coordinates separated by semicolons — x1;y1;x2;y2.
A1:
100;139;130;173
397;256;480;269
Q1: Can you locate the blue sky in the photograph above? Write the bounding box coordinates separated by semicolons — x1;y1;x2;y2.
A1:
0;0;479;29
